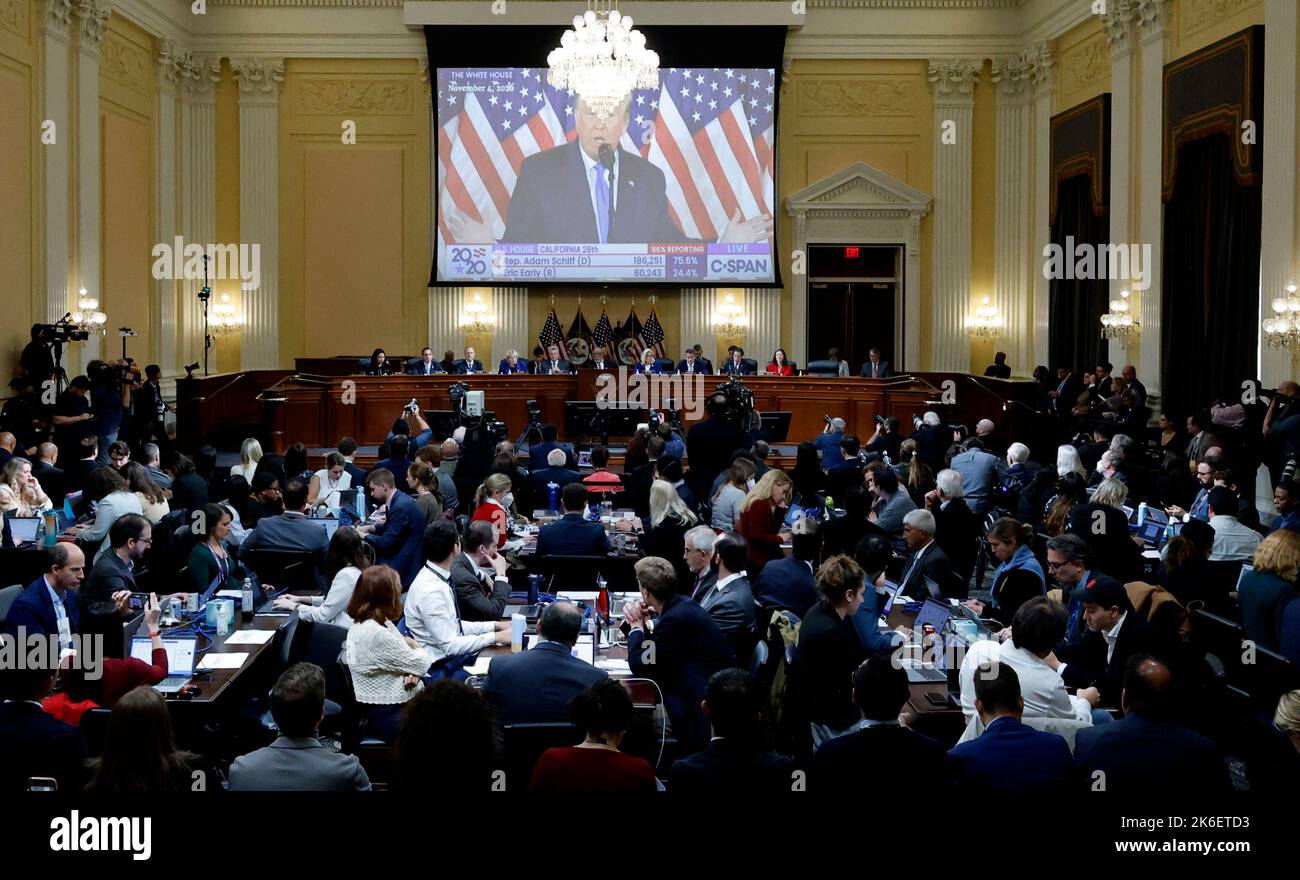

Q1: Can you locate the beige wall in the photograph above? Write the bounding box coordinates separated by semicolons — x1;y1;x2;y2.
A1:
0;0;40;375
1167;0;1264;62
279;58;430;366
1054;14;1111;116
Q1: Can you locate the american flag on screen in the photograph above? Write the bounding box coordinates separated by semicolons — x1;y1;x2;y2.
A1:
436;66;776;243
539;307;568;359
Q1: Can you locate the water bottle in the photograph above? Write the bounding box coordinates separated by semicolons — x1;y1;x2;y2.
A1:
355;486;367;522
547;481;559;511
527;574;542;604
241;577;254;619
1137;501;1149;527
882;451;892;467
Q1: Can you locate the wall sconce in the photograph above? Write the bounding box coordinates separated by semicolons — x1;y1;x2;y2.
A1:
459;291;497;335
965;295;1002;339
712;293;748;337
1100;288;1139;341
211;293;245;337
71;287;108;335
1264;280;1300;351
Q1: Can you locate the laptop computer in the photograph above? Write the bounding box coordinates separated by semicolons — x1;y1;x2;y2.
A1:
913;597;952;633
5;515;38;545
1137;518;1167;549
577;450;593;469
131;636;198;695
879;580;902;617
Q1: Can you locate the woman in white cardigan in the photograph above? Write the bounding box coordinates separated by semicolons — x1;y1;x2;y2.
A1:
275;525;368;628
342;564;433;742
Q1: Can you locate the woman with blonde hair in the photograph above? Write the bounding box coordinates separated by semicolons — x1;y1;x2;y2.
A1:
738;469;794;578
1237;529;1300;651
1056;444;1087;481
1275;690;1300;754
710;457;755;531
641;479;698;591
470;472;514;548
0;457;52;517
233;437;262;484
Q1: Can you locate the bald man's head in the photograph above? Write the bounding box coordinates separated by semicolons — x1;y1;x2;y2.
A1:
0;433;14;453
38;442;57;464
975;419;995;437
440;439;459;460
1121;654;1173;718
1281;380;1300;398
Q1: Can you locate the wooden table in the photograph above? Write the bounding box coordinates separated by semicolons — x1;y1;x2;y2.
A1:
884;604;969;746
160;612;288;703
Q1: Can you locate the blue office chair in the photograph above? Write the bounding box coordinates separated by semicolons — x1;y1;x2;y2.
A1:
805;359;840;377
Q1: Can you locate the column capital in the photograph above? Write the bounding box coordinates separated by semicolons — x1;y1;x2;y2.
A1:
992;43;1053;98
45;0;75;38
1136;0;1169;33
159;40;221;99
74;0;111;48
231;58;286;98
927;59;982;99
1103;0;1138;53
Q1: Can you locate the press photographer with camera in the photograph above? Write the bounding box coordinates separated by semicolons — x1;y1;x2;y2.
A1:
1262;381;1300;473
87;359;139;465
865;415;902;461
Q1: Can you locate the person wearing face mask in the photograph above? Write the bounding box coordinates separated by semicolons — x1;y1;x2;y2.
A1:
355;469;426;589
796;555;871;747
470;473;516;550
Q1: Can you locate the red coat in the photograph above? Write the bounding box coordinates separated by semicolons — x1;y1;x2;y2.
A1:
738;496;786;575
765;363;794;376
472;501;510;548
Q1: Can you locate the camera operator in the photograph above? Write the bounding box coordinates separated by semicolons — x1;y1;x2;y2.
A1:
87;359;138;465
1263;381;1300;476
51;375;96;464
132;364;172;454
686;391;747;503
865;415;903;462
20;324;55;387
909;411;948;473
1;376;45;456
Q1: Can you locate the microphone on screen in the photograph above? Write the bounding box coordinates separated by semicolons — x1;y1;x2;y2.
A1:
598;142;615;172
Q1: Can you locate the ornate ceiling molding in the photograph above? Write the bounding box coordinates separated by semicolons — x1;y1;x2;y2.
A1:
159;39;223;96
231;57;287;94
927;58;982;97
991;41;1053;96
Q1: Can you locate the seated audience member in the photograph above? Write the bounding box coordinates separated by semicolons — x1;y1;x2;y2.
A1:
825;434;865;506
1066;476;1144;584
531;447;582;502
7;543;85;644
1049;532;1126;650
848;534;907;654
625;556;734;753
737;470;792;579
273;526;366;627
958;597;1096;723
530;678;657;792
106;440;130;471
536;483;610;557
1074;654;1231;794
168;452;209;513
965;517;1046;624
241;478;328;556
710;457;756;531
1056;576;1153;710
414;443;460;514
336;437;367;488
1270;479;1300;534
654;456;697;517
1157;518;1215;608
61;436;100;500
229;663;370;791
813;653;949;790
640;479;698;590
1206;485;1261;562
405;522;510;674
79;514;152;654
581;444;624;498
897;508;957;600
695;531;754;637
1166;458;1213;523
343;565;435;742
186;503;243;599
798;555;870;745
898;438;937;508
756;515;821;616
31;443;66;507
948;438;1001;516
528;423;576;471
470;473;515;549
1043;471;1087;537
483;602;607;728
0;664;87;792
406;461;443;528
764;348;794;376
821;485;871;558
926;468;978;588
139;443;172;491
231;438;261;485
122;461;169;524
86;686;218;791
948;662;1074;795
682;524;719;602
1237;529;1300;652
69;466;144;564
391;680;499;794
307;452;352;510
624;434;664;515
866;465;916;552
668;669;796;793
448;520;511;622
356;469;424;588
790;440;828;503
0;456;52;517
245;470;283;528
373;435;413;486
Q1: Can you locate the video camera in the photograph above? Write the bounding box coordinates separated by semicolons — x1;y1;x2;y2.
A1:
716;375;756;424
38;318;88;345
87;357;141;389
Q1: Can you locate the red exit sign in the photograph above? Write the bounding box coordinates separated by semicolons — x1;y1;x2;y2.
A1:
844;247;860;258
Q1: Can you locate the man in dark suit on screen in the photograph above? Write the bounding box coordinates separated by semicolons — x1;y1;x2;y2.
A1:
449;97;771;246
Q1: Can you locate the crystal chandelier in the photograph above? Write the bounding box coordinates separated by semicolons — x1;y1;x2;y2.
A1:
459;291;497;335
547;3;659;122
211;292;245;338
965;295;1002;339
1264;281;1300;350
712;293;748;337
70;288;107;335
1099;288;1139;341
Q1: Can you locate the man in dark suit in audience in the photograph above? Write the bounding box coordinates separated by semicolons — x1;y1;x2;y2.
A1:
683;525;718;602
1048;366;1083;418
531;448;583;504
61;435;101;499
0;666;87;792
1074;654;1232;795
482;602;608;728
948;661;1074;795
625;556;734;753
685;392;746;502
623;434;665;517
536;483;609;557
373;434;414;486
528;423;576;471
79;515;149;658
452;346;485;374
449;521;512;622
242;478;329;557
31;443;65;508
1076;425;1113;473
407;347;445;376
812;652;949;793
337;437;367;490
668;669;794;793
859;347;892;379
927;469;979;589
1056;577;1153;708
356;469;425;589
896;508;957;599
825;434;865;506
6;544;84;642
698;531;755;635
538;344;571;376
755;516;820;615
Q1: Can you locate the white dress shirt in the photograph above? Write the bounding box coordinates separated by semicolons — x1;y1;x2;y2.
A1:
708;571;746;602
45;577;72;650
297;566;361;628
405;561;497;664
1208;515;1261;562
958;638;1091;724
1103;610;1127;664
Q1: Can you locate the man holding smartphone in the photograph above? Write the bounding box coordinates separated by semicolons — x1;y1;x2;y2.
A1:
80;514;178;659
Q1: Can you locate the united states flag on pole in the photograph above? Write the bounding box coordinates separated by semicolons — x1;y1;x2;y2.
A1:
592;307;615;350
618;308;644;365
539;306;567;359
640;307;666;360
436;66;776;244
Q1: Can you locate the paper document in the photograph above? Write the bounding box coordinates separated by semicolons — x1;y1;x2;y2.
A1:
223;630;275;645
215;590;242;599
464;656;494;676
198;653;249;670
596;659;631;674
